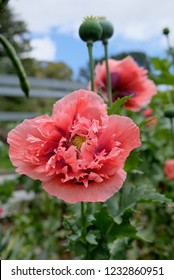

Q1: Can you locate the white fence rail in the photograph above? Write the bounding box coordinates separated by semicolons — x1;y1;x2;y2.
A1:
0;75;87;121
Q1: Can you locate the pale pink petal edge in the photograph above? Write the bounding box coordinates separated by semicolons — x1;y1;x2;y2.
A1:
43;169;126;203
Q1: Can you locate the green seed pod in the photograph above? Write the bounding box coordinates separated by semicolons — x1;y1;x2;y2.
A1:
79;17;102;42
98;18;114;41
164;106;174;118
0;34;30;97
163;27;170;36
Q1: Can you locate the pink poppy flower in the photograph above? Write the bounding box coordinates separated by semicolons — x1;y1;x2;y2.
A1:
142;108;157;127
0;207;4;218
94;57;157;111
164;159;174;180
7;90;141;203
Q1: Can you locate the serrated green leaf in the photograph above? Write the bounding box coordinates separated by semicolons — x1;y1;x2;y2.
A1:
151;73;174;86
139;118;157;128
63;215;76;230
0;233;10;253
151;57;171;71
106;184;171;223
68;232;81;242
94;206;138;242
124;150;142;172
86;231;99;245
107;95;132;115
0;179;16;203
109;238;129;260
109;214;137;241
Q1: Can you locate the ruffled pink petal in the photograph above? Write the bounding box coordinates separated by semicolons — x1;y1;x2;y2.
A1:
94;56;157;111
52;89;107;124
125;81;157;111
98;115;141;166
94;57;141;90
112;57;142;86
43;168;126;203
7;115;57;180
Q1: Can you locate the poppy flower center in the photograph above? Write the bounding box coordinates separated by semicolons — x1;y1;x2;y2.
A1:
110;72;120;90
71;134;86;150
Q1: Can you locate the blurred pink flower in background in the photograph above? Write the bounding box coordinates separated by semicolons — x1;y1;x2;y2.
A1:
94;56;157;111
8;90;141;203
142;108;157;127
0;207;4;218
164;159;174;180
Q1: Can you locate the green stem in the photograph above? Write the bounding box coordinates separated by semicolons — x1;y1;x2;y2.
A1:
81;202;86;237
170;117;174;155
166;34;171;53
81;202;90;259
81;202;85;221
166;35;174;67
103;39;112;107
87;41;95;91
106;221;114;236
167;91;173;103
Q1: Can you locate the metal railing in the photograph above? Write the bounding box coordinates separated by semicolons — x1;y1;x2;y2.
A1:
0;75;87;121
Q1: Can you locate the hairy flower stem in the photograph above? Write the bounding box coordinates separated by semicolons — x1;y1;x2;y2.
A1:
103;39;112;107
166;34;171;52
81;202;89;259
81;202;85;226
165;34;174;66
167;91;173;103
87;41;95;91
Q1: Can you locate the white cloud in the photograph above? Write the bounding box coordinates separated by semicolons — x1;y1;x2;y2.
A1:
10;0;174;42
30;37;56;61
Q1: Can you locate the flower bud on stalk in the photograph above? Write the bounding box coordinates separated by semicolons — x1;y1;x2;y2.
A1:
163;27;170;36
164;106;174;119
98;18;114;42
98;17;114;106
162;27;173;63
164;105;174;155
79;17;102;240
79;17;102;42
79;17;102;91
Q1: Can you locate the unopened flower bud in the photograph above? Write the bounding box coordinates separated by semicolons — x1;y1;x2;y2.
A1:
79;17;102;42
163;27;170;36
98;18;114;41
164;106;174;118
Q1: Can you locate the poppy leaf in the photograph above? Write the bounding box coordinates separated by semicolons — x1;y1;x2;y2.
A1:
107;95;132;115
106;184;172;223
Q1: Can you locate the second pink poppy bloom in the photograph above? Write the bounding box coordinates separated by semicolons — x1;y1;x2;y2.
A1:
94;56;157;111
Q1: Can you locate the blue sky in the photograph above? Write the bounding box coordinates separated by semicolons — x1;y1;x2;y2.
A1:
10;0;173;79
31;30;167;79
